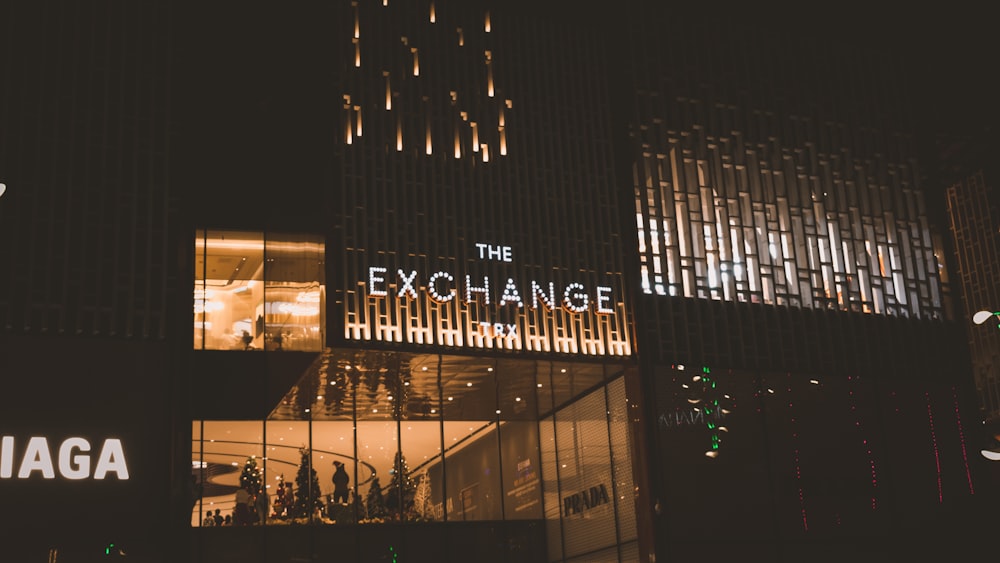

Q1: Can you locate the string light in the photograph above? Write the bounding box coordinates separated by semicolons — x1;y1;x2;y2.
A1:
926;392;943;503
952;387;975;494
847;375;879;510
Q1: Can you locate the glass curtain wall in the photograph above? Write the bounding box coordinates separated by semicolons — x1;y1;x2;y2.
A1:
191;353;629;529
539;375;639;563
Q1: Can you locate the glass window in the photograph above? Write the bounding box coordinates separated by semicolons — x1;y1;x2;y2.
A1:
194;230;264;350
190;350;627;540
194;230;324;351
190;420;264;527
263;233;325;352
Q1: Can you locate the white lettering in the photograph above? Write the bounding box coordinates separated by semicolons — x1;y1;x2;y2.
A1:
427;271;456;303
0;436;12;478
94;439;129;480
531;281;556;310
369;267;388;296
465;275;490;305
363;266;616;317
397;269;418;300
477;322;518;338
499;278;524;307
0;436;130;480
19;437;55;479
596;286;613;314
563;283;589;313
59;437;91;480
475;243;513;262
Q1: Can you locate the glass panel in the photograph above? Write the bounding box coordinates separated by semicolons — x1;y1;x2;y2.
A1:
357;420;398;522
496;358;539;421
540;416;564;561
551;361;606;411
264;420;312;522
442;356;501;521
263;233;325;352
312;420;357;523
194;230;205;350
192;420;264;527
400;355;443;522
194;230;265;350
499;421;542;519
558;389;616;559
191;420;206;526
607;377;636;542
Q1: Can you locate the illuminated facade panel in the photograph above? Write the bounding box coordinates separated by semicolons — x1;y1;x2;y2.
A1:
633;122;944;319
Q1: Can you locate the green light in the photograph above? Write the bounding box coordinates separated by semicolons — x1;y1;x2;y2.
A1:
105;543;114;556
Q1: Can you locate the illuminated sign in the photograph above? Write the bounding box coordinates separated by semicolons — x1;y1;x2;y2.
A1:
345;243;632;356
0;437;130;480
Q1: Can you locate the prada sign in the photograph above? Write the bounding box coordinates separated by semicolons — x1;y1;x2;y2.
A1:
563;483;610;516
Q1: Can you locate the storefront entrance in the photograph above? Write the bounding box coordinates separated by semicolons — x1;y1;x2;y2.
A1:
190;349;640;562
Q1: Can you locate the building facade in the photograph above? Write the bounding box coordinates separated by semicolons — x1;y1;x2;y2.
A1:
1;2;995;562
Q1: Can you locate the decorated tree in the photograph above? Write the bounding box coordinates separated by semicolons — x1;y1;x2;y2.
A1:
412;472;433;521
292;447;324;518
365;477;388;520
384;451;415;516
239;456;264;496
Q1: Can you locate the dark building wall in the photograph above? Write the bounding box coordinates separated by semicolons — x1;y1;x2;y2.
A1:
0;1;175;340
0;3;179;561
0;334;174;563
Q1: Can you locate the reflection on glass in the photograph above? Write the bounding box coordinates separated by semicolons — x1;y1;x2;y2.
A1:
312;421;359;524
264;233;325;352
190;420;264;526
556;390;616;558
193;231;324;351
191;351;626;539
194;230;264;350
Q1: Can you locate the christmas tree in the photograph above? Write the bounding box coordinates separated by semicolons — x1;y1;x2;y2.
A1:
385;451;415;517
239;456;264;496
412;472;432;521
292;447;324;518
365;476;388;520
